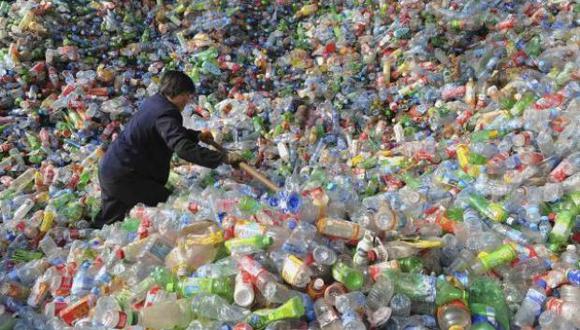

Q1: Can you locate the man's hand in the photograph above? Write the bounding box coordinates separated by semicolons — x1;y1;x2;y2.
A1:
199;131;214;144
224;152;243;168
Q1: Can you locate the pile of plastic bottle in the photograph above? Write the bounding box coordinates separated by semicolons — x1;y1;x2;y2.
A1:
0;0;579;329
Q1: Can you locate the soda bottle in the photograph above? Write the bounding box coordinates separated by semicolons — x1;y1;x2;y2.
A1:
547;210;576;252
469;243;517;274
468;277;510;330
278;254;313;288
317;217;363;241
436;278;469;307
545;297;580;328
513;286;547;328
538;309;576;330
367;274;395;310
139;298;192;329
437;300;472;330
468;194;508;223
341;309;366;330
335;291;366;315
234;271;255;308
382;269;437;303
174;276;234;301
390;293;412;317
237;255;292;304
313;298;342;330
225;235;273;255
331;261;364;291
245;296;304;330
312;244;338;266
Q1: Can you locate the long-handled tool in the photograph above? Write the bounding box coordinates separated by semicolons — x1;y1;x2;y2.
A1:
206;139;280;193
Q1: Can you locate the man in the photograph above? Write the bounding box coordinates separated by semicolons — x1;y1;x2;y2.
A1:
93;71;241;228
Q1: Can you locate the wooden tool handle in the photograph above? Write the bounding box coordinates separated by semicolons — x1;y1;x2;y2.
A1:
239;162;280;193
206;139;280;193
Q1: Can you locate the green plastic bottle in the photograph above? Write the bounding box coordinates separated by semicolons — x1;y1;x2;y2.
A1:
225;235;273;254
436;278;469;306
238;196;262;215
468;194;507;223
468;152;488;165
470;244;517;274
510;92;537;116
175;276;234;301
468;277;510;330
470;130;502;143
332;261;364;291
548;210;576;252
246;296;305;330
398;256;424;273
525;35;542;57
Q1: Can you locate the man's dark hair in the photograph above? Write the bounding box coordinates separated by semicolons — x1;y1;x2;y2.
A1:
159;70;195;98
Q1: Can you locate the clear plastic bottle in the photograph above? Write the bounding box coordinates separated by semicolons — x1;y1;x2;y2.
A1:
234;271;255;308
341;309;366;330
139;298;191;329
538;310;575;330
316;217;363;241
367;275;395;311
313;298;342;330
513;286;547;328
191;293;249;323
312;244;338;266
390;293;412;317
545;297;580;328
436;301;471;330
335;291;366;315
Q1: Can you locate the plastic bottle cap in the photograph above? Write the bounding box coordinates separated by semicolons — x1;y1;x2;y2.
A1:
287;219;297;230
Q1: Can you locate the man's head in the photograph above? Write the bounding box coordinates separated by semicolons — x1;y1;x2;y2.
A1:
159;70;195;111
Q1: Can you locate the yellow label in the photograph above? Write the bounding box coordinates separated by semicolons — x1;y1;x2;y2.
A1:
184;230;224;246
456;144;470;170
467;165;480;178
40;210;55;233
351;155;365;167
488;203;506;223
406;240;443;249
35;192;50;204
282;255;305;286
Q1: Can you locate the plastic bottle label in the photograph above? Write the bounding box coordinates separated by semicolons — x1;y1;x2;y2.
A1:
239;256;264;278
149;240;172;261
111;311;128;328
545;298;563;314
525;289;546;316
282;255;306;286
59;296;91;325
28;281;49;307
55;275;73;295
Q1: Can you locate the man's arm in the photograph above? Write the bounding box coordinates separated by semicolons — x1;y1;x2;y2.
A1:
155;114;224;168
184;129;200;142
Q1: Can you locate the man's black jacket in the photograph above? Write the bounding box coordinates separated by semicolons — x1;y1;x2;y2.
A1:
100;93;224;184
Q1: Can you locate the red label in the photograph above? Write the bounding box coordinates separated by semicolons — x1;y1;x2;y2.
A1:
545;297;563;314
59;296;91;325
115;311;128;328
55;275;73;296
